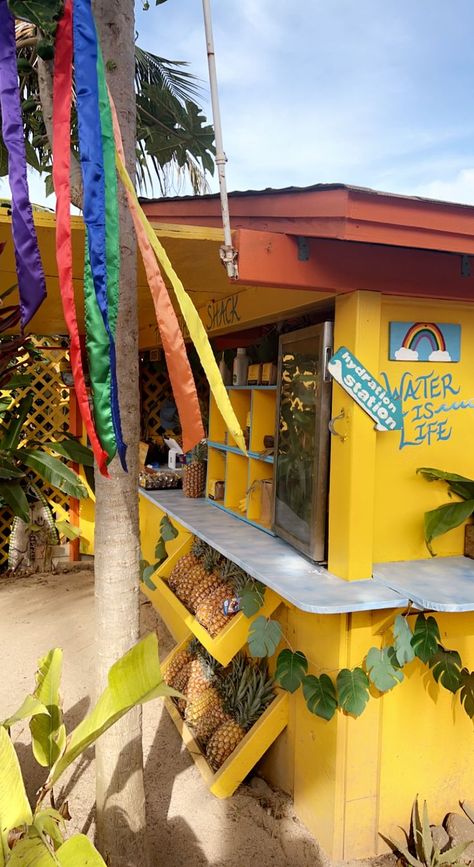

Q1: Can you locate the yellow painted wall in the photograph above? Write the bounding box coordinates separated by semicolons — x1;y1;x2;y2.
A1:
260;605;474;860
374;296;474;561
329;292;474;575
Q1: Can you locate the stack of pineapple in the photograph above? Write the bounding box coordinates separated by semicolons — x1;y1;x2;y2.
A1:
167;537;259;637
163;642;275;770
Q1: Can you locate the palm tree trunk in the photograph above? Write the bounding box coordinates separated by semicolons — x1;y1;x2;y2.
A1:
92;3;148;865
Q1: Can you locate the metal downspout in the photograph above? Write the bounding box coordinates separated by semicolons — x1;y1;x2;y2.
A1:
202;0;239;279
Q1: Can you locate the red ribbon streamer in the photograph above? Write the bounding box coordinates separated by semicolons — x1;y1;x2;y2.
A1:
53;0;109;476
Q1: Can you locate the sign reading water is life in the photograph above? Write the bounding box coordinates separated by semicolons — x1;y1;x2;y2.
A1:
328;347;403;431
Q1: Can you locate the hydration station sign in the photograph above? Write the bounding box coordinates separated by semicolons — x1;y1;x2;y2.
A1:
328;347;403;431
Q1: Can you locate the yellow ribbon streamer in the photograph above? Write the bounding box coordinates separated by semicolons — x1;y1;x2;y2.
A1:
114;149;247;454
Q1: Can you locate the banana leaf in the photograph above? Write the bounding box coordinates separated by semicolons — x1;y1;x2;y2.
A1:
0;481;29;522
45;633;179;789
40;439;94;467
1;394;33;452
2;695;47;729
424;499;474;553
0;727;32;865
57;835;107;865
30;650;65;768
18;450;88;499
7;837;56;866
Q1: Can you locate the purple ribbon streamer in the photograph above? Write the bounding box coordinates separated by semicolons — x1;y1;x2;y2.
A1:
0;0;46;328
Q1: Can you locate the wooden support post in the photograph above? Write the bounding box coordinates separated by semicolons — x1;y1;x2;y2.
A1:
327;291;381;580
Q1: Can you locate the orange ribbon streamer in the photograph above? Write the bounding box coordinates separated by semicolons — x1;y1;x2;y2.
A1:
108;92;204;453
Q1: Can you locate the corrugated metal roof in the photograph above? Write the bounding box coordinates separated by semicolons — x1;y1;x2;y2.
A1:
140;182;474;212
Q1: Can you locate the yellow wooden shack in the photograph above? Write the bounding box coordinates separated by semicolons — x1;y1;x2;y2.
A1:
2;184;474;859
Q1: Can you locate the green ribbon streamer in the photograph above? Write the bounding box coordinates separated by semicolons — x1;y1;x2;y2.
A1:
97;49;120;337
81;50;122;464
83;237;117;461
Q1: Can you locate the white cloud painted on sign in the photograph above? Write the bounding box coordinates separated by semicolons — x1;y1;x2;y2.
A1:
394;347;419;360
428;349;452;361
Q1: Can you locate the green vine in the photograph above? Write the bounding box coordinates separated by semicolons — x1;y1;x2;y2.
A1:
247;613;474;722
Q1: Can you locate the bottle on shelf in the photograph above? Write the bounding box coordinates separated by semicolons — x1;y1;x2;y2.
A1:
232;347;249;385
218;353;231;385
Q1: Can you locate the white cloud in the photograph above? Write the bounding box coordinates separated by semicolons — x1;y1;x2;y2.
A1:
429;350;452;362
413;168;474;206
395;347;419;360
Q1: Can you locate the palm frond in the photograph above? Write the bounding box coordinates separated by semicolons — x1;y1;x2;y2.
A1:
134;45;203;103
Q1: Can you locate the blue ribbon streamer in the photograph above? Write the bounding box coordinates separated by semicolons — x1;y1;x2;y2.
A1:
72;0;127;470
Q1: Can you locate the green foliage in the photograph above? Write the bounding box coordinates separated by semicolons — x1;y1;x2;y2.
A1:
411;614;441;664
29;649;65;768
366;646;404;692
7;17;215;195
459;669;474;718
248;617;282;658
336;667;370;717
140;516;179;589
393;614;416;666
417;467;474;554
160;514;178;543
239;580;265;618
45;633;177;789
302;674;337;720
383;796;472;867
429;646;462;693
0;635;173;863
274;650;308;693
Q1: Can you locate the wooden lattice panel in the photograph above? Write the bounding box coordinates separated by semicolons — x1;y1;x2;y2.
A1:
0;335;71;567
140;350;210;445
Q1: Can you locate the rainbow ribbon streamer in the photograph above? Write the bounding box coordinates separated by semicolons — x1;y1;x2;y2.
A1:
72;0;126;469
0;0;46;329
53;0;109;476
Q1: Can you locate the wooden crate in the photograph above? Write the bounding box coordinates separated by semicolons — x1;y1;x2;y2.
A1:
163;638;289;799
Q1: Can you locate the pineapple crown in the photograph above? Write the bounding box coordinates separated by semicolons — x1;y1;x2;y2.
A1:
190;639;222;678
190;440;207;463
218;656;274;729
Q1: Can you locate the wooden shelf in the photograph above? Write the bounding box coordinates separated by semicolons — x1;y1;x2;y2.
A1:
141;535;281;666
207;385;277;534
163;638;289;799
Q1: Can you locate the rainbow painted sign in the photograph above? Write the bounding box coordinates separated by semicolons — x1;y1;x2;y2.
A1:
389;321;460;363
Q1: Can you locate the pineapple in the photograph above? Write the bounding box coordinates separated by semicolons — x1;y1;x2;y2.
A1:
186;653;216;704
206;661;275;770
174;542;212;611
195;560;248;637
168;537;205;592
185;686;229;746
189;546;223;611
183;441;207;498
162;645;194;690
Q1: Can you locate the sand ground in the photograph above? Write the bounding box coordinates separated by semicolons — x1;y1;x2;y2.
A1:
1;566;385;866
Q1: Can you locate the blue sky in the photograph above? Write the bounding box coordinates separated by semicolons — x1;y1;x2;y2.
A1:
5;0;474;205
133;0;474;204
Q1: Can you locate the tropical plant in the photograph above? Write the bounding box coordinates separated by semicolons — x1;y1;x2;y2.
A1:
417;467;474;555
9;10;215;196
0;633;178;864
382;797;472;867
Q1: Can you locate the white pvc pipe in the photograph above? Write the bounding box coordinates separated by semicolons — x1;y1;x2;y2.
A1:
202;0;239;279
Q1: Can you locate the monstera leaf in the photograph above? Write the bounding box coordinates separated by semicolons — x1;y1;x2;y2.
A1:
429;646;462;694
275;650;308;693
247;617;282;658
392;614;415;666
336;667;370;717
366;647;404;693
411;614;440;664
302;674;338;721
